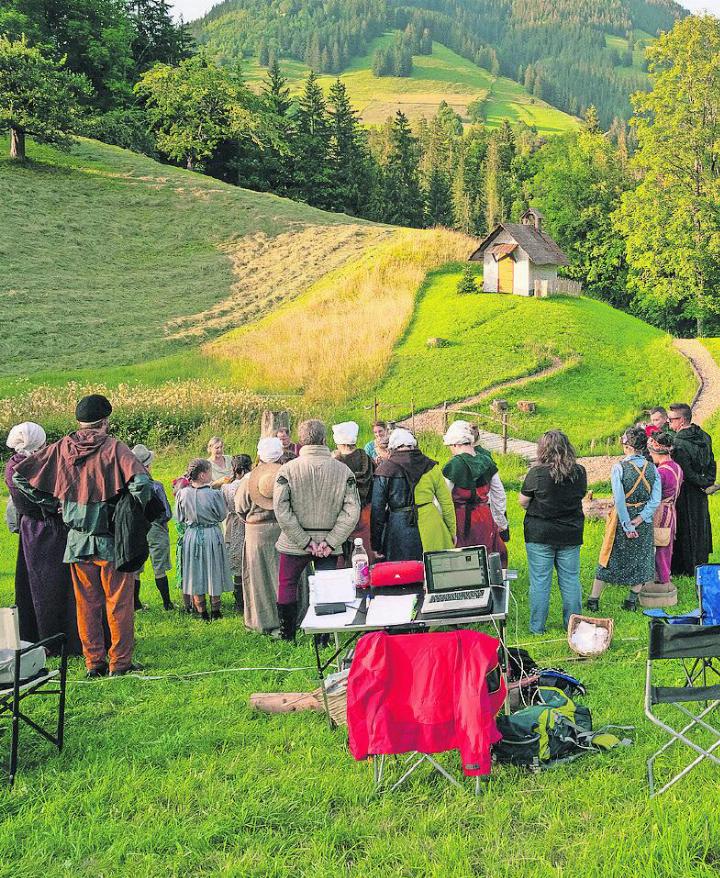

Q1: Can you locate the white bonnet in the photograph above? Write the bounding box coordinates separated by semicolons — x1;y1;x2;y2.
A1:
257;436;284;463
6;422;46;457
388;428;417;451
332;421;359;446
443;420;475;446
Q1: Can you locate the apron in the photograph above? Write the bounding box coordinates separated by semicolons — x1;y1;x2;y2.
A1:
598;461;651;569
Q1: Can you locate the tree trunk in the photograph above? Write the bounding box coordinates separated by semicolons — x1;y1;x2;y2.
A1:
261;410;290;437
186;156;193;170
9;127;25;161
697;314;703;338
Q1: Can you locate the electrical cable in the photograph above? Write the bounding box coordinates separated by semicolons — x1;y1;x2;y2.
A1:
68;664;316;684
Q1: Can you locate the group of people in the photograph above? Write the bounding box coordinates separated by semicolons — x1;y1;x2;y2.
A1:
171;418;510;642
520;404;715;634
2;394;716;676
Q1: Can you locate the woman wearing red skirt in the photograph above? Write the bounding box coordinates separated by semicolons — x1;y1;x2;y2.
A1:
442;421;508;565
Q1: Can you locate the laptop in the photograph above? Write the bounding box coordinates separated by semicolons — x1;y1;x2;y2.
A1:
419;547;492;616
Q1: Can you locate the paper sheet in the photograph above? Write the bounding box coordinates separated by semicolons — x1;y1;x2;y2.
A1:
364;594;417;627
309;569;357;604
301;602;360;631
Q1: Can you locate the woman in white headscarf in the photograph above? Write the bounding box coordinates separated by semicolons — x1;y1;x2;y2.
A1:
5;423;82;654
333;421;375;563
442;420;508;565
233;437;284;635
371;428;456;561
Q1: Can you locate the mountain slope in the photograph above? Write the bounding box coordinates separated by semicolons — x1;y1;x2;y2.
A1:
193;0;686;124
243;37;578;132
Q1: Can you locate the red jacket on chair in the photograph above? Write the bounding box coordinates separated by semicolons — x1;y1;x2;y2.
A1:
346;629;506;776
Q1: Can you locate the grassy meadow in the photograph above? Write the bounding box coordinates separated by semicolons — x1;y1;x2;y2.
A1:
0;136;383;378
242;36;578;134
374;265;697;453
2;450;720;877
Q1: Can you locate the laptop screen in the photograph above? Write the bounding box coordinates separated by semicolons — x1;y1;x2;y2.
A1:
424;547;489;593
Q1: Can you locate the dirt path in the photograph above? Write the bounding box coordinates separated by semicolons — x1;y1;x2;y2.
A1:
401;339;720;482
672;338;720;425
577;339;720;483
401;358;569;455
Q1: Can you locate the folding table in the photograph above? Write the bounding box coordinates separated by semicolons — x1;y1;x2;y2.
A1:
300;578;511;727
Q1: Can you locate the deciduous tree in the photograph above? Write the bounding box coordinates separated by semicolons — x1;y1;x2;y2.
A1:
0;36;91;161
135;55;259;170
615;15;720;335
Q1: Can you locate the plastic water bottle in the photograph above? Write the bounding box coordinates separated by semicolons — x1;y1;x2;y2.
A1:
352;538;370;590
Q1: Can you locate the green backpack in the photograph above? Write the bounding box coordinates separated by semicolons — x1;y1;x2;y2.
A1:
493;687;624;770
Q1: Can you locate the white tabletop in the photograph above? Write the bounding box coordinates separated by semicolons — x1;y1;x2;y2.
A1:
300;582;510;635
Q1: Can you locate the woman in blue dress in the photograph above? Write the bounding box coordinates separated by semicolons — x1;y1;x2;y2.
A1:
587;427;661;612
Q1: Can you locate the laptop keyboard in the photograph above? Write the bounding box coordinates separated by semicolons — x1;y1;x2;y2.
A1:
428;589;486;603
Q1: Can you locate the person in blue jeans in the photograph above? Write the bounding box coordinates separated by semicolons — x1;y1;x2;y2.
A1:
519;430;587;634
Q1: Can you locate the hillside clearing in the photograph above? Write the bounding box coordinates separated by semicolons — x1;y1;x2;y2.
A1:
0;138;378;376
374;265;695;453
243;37;578;134
207;228;475;406
167;224;390;341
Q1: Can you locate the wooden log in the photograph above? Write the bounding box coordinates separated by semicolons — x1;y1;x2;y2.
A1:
249;692;323;714
491;399;509;413
426;337;447;348
517;400;536;414
582;492;614;520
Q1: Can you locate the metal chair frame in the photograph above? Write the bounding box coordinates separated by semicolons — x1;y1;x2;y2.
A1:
371;752;486;795
0;610;68;787
644;620;720;797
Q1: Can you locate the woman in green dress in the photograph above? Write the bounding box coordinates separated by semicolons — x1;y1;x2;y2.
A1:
587;427;661;612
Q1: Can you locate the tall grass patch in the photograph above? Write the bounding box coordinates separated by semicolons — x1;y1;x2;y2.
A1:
207;229;475;406
0;381;282;449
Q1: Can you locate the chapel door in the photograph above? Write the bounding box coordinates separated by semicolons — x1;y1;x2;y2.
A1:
497;255;514;293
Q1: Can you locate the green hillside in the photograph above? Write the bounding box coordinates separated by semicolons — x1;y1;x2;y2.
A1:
194;0;685;125
369;264;697;452
243;36;579;134
0;137;385;380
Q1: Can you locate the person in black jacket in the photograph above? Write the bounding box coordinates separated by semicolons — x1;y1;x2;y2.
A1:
668;403;716;575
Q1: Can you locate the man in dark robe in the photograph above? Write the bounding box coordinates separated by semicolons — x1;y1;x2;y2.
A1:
13;394;152;678
669;403;716;576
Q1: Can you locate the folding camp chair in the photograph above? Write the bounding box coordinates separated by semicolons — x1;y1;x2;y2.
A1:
0;608;68;786
697;564;720;625
645;618;720;796
347;630;506;795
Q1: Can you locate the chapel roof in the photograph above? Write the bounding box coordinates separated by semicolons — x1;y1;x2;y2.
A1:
469;221;569;266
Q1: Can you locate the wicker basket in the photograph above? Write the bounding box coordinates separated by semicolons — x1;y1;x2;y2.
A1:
313;669;349;727
567;613;614;657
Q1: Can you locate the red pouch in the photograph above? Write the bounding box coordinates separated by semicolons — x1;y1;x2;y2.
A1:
370;561;425;588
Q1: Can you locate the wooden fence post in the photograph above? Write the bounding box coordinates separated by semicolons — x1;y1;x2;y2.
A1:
373;396;379;423
502;411;508;455
411;396;416;435
442;401;449;432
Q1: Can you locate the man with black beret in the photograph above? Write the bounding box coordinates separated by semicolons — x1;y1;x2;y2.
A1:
13;394;152;677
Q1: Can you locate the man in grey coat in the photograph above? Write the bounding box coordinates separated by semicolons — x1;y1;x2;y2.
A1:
273;419;361;640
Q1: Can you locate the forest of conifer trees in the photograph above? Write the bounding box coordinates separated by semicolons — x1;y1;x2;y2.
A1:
192;0;685;125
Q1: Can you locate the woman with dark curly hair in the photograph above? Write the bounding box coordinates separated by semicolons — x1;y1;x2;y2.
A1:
588;426;661;612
